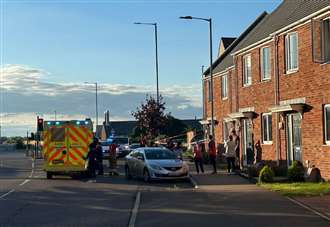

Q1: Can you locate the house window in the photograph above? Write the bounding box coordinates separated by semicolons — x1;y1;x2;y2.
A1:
243;55;252;86
325;104;330;144
285;32;298;72
262;113;272;143
321;18;330;63
221;74;228;99
260;47;271;80
208;80;212;102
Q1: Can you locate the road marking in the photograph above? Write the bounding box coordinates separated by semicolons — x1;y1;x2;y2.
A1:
19;179;30;186
0;189;15;199
287;196;330;221
128;191;141;227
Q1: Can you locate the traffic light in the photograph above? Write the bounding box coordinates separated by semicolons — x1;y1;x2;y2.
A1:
37;117;44;131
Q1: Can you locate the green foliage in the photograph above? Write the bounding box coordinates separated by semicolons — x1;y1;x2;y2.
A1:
272;166;288;177
132;95;167;140
288;161;305;182
259;165;275;183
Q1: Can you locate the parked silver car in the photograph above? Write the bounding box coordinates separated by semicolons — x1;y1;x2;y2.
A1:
124;147;189;182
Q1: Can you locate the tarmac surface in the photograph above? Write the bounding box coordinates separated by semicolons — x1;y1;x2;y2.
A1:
0;151;329;227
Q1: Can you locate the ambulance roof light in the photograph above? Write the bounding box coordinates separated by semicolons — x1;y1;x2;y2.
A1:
85;121;89;125
55;121;60;125
76;121;81;125
47;122;51;125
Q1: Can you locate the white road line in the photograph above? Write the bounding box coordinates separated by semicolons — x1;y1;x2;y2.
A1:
19;179;30;186
0;189;15;199
287;196;330;221
128;191;141;227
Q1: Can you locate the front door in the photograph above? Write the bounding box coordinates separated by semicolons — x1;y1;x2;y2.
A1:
286;113;302;166
242;119;253;166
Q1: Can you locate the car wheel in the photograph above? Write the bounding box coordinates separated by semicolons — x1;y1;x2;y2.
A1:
143;168;150;183
46;171;53;179
125;165;132;180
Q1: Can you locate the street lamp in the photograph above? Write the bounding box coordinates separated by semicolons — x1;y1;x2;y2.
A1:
179;16;215;137
84;82;98;127
134;22;160;105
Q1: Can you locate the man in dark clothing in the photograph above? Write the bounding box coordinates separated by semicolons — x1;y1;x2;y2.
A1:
88;137;98;177
95;142;104;175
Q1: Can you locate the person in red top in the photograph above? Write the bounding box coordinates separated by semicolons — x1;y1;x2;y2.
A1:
208;135;217;174
193;142;204;174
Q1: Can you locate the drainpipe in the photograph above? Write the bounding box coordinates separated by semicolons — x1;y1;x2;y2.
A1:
274;35;280;166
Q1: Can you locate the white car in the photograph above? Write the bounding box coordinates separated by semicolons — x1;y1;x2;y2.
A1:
124;147;189;182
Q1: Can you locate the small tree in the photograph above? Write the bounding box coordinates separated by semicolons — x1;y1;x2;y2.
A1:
132;95;167;141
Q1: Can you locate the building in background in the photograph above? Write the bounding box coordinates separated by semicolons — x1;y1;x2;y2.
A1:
202;0;330;179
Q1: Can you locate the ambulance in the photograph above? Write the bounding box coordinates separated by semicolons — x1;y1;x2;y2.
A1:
42;119;93;179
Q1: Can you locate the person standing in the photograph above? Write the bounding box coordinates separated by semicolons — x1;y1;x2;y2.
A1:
224;135;237;174
193;142;204;174
231;130;240;168
95;141;104;175
173;141;183;160
208;135;217;174
88;137;98;177
109;142;118;175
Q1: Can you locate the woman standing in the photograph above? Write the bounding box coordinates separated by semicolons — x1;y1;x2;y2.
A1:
225;135;237;174
193;142;204;174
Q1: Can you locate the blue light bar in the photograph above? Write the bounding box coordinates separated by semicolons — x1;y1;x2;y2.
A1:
47;122;51;125
55;121;60;125
85;121;89;125
76;121;81;125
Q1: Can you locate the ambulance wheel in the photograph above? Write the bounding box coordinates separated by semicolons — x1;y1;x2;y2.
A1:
46;172;53;179
125;165;132;180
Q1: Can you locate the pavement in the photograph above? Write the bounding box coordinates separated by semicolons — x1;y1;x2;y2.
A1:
0;151;329;227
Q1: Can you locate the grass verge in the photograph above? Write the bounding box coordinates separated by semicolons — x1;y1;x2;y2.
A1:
260;182;330;197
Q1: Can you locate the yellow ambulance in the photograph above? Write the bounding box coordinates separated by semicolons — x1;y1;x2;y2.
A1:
42;119;93;179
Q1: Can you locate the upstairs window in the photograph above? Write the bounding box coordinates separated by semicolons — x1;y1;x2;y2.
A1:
325;104;330;145
285;32;298;72
208;80;212;102
243;55;252;86
221;74;228;99
262;113;272;144
260;47;271;80
312;18;330;63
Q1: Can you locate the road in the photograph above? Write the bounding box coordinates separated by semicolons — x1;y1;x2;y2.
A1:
0;151;329;227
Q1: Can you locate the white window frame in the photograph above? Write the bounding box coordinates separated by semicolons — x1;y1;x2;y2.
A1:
221;74;228;99
324;104;330;145
208;80;212;102
321;18;330;63
243;54;252;86
262;113;273;144
285;32;299;73
260;46;271;80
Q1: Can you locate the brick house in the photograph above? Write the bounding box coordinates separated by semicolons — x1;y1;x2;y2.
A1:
202;0;330;179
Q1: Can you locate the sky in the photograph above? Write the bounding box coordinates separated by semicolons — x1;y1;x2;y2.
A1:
0;0;281;136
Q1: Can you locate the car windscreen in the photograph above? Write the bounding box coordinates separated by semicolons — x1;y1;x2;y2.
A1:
145;149;177;160
101;142;110;146
112;138;128;144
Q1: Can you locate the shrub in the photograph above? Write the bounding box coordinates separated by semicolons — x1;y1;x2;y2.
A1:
259;165;275;183
288;161;305;182
272;166;288;177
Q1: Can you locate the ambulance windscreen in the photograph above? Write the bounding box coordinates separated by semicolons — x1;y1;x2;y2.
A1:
51;128;65;142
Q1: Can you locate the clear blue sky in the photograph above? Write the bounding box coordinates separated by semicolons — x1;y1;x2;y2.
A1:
2;0;281;86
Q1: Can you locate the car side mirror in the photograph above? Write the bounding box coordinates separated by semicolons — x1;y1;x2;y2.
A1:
137;156;144;161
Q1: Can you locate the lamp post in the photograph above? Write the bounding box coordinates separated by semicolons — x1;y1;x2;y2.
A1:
134;22;160;105
179;16;214;137
84;82;98;127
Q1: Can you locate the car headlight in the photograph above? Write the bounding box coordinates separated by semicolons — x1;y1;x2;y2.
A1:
124;145;129;150
149;164;163;171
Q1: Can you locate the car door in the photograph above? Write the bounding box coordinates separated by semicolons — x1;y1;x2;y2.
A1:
135;151;146;178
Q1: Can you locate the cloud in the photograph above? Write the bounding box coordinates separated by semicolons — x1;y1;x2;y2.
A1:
0;64;202;136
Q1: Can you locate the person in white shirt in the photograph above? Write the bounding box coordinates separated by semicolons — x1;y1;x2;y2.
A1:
224;135;237;173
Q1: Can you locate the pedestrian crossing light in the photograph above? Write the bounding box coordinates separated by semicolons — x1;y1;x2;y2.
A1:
37;118;44;131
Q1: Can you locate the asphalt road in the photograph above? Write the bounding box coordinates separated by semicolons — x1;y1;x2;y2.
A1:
0;151;329;227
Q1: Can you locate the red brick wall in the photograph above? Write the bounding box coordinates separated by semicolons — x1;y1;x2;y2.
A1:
203;13;330;179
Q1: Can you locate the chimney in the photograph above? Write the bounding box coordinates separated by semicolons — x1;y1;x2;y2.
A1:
104;110;110;126
218;37;236;57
